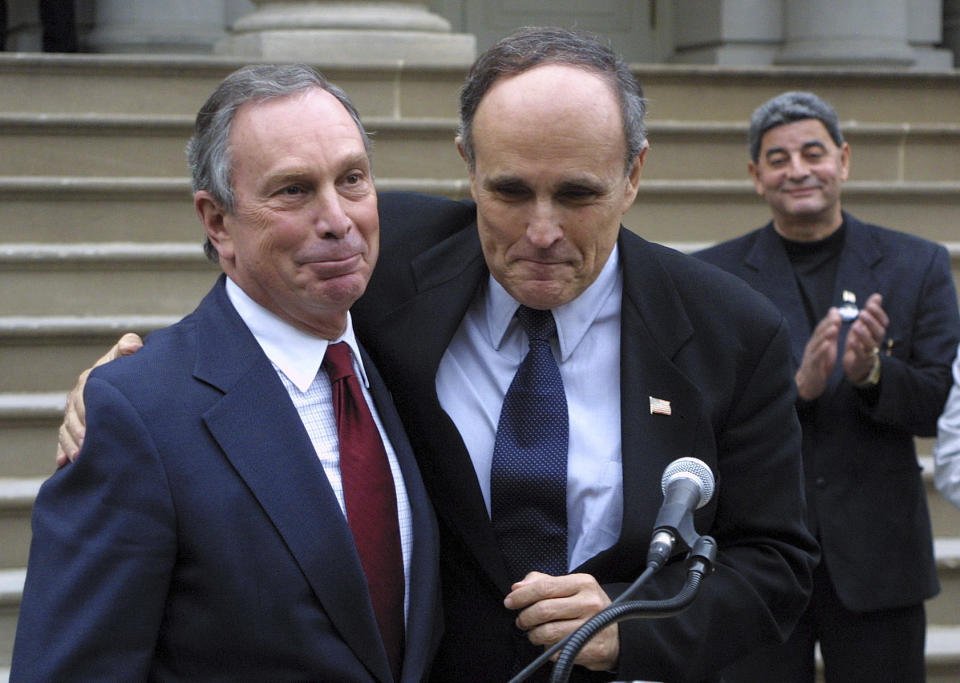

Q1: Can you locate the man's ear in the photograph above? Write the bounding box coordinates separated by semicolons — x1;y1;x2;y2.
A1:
839;142;851;182
747;161;764;196
455;135;468;166
455;135;479;200
195;191;233;261
620;145;647;213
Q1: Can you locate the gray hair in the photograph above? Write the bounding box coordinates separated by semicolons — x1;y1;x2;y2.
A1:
457;26;647;176
187;64;371;262
749;91;844;163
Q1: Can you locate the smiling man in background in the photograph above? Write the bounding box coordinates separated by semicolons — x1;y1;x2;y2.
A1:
697;91;960;683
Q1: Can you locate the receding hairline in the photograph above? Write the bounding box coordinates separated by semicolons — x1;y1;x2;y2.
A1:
469;63;632;164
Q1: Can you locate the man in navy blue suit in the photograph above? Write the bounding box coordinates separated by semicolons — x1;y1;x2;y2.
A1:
697;91;960;683
12;64;441;682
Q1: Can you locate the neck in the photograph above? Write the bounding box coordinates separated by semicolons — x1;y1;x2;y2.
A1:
772;210;843;243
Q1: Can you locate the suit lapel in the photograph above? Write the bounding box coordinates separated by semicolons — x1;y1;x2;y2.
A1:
379;226;516;592
823;216;883;397
593;233;708;566
743;225;811;366
194;279;394;683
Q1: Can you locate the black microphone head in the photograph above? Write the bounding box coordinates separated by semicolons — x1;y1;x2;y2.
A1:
660;457;715;509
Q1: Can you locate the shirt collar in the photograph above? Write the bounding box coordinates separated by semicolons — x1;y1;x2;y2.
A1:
486;243;621;362
225;276;368;392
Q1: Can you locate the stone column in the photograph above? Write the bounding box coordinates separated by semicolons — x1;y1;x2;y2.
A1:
908;0;953;68
776;0;915;66
85;0;228;53
943;0;960;67
216;0;476;66
671;0;784;66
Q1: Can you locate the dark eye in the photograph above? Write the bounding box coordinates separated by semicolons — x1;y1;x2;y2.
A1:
282;185;305;195
493;183;530;199
560;188;597;202
344;173;362;185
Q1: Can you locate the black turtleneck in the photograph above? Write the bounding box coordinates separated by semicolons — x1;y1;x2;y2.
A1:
778;222;847;329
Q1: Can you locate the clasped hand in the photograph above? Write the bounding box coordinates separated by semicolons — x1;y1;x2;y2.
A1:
505;571;619;672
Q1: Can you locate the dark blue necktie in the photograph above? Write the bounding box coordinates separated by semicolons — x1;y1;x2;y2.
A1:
490;305;569;579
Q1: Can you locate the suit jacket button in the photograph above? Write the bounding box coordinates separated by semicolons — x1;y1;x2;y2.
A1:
815;476;827;488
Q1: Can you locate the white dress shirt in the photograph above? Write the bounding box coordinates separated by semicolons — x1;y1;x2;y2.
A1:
436;246;624;572
934;346;960;510
225;277;413;615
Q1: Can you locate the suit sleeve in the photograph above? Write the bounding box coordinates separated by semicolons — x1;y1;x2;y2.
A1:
613;317;817;682
11;376;177;680
860;243;960;436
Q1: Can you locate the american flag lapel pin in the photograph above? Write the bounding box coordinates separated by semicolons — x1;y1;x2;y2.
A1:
649;396;672;416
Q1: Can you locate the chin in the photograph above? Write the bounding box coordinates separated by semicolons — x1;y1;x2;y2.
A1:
513;285;577;310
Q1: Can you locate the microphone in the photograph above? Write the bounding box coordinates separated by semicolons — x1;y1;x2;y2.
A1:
646;457;715;569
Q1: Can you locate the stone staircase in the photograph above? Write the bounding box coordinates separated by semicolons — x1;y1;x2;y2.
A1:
1;53;959;680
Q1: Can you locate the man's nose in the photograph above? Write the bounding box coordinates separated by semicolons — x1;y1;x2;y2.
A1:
314;188;352;237
787;154;810;179
526;200;563;247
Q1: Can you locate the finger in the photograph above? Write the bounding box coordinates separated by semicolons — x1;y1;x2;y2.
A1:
55;445;68;469
116;332;144;357
537;620;619;672
848;321;879;357
72;370;90;424
56;418;82;464
505;573;576;610
857;312;887;346
514;580;610;631
526;616;582;648
814;308;842;335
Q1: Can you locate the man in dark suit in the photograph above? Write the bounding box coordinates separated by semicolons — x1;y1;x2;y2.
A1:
55;30;818;682
696;91;960;682
12;64;441;682
350;29;817;682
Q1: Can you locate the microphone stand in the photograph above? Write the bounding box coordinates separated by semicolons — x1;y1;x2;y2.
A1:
548;536;718;683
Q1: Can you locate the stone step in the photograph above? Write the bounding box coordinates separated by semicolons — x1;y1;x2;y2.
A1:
0;478;42;571
2;176;959;245
3;55;959;125
930;538;960;627
0;393;63;479
2;113;959;183
0;568;27;676
922;456;960;540
923;626;960;683
0;54;466;120
622;180;960;245
0;114;466;181
638;67;960;124
0;176;468;244
0;243;221;317
0;315;177;394
642;121;960;183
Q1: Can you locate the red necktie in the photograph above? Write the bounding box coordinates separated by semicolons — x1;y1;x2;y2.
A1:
323;342;404;679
